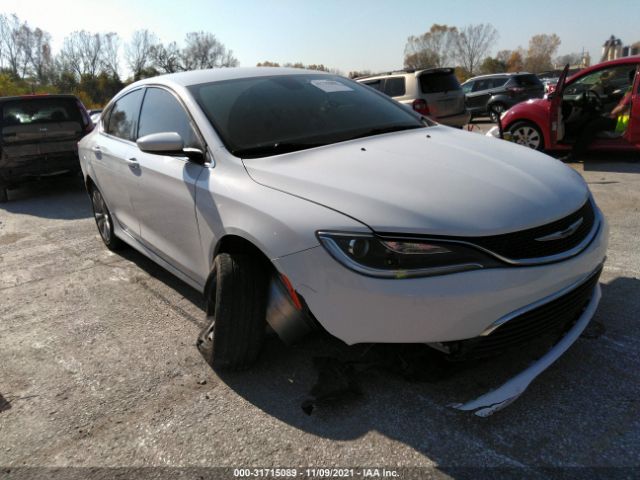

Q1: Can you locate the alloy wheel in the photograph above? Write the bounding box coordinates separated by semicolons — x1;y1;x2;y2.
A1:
92;189;112;242
511;125;542;150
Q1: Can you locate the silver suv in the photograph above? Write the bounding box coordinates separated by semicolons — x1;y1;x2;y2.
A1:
356;68;470;127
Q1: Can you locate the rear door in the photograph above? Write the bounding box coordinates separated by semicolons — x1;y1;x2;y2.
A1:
92;89;144;237
465;78;493;112
418;69;465;118
131;86;207;283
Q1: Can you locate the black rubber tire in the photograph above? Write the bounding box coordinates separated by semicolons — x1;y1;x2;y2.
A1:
198;253;269;371
508;121;545;151
0;186;7;203
89;185;123;251
489;103;506;123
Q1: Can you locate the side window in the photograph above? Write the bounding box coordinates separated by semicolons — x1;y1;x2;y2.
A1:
105;89;144;141
362;79;383;91
461;82;473;94
490;78;508;89
383;77;406;97
138;87;200;148
472;79;490;92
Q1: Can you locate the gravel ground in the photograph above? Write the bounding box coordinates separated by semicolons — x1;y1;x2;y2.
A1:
0;136;639;478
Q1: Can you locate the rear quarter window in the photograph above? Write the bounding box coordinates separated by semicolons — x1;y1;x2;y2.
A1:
419;71;461;93
383;77;406;97
515;75;543;87
361;79;383;91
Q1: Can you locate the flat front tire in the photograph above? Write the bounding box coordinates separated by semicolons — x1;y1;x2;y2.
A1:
197;253;269;371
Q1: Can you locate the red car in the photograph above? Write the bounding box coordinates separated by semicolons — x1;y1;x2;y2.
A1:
498;56;640;153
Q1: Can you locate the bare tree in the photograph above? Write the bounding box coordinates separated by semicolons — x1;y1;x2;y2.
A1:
525;34;561;73
454;23;498;76
102;32;120;76
555;52;582;68
126;29;157;79
181;31;238;69
150;41;182;73
0;14;23;76
29;28;53;83
404;24;459;70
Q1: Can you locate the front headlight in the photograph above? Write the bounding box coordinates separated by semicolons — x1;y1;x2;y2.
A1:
317;232;501;279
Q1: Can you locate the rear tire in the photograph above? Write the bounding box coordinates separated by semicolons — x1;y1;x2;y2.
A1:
509;121;545;151
0;185;7;203
89;185;123;251
489;103;506;123
197;253;269;371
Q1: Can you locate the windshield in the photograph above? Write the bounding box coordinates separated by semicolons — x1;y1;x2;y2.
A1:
188;74;424;158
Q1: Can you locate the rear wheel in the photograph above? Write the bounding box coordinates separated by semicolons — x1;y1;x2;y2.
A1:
489;103;506;123
197;253;269;371
89;186;122;250
509;121;545;151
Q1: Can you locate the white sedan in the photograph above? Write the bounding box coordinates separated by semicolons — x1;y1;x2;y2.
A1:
78;68;607;415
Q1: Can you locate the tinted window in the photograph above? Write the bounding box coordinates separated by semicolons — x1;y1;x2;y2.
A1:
472;79;491;92
362;79;383;91
2;98;82;127
419;71;461;93
189;74;423;158
515;75;543;87
105;89;144;141
383;77;406;97
490;77;508;88
138;88;200;148
461;82;473;94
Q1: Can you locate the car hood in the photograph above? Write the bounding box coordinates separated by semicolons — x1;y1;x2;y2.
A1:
242;126;589;236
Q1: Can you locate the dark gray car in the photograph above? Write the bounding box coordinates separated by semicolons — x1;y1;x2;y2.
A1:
0;94;92;201
462;73;544;122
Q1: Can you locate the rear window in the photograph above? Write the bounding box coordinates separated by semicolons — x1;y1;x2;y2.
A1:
419;71;461;93
515;75;543;87
2;98;83;127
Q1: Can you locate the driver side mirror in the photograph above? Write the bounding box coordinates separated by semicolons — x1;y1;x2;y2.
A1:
137;132;205;164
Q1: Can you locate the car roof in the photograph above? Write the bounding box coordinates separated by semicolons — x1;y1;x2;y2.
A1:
128;67;332;90
0;94;80;103
355;67;455;81
462;72;533;83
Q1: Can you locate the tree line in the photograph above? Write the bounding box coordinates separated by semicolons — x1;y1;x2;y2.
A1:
402;23;580;81
0;14;238;107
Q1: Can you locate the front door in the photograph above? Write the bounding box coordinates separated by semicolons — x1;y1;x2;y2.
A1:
130;87;208;284
623;65;640;145
550;64;570;146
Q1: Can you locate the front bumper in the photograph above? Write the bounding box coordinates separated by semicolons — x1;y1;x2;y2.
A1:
273;214;608;345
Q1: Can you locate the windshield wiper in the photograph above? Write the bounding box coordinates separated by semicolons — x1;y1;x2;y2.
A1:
234;141;327;158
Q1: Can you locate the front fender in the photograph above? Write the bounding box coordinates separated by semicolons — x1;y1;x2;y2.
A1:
502;99;552;148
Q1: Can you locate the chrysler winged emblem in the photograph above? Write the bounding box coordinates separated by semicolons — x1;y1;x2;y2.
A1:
535;218;583;242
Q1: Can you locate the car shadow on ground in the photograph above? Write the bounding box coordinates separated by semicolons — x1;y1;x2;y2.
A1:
215;276;640;469
569;152;640;174
0;176;91;220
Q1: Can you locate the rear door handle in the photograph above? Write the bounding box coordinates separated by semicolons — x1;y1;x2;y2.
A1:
91;146;101;152
126;157;139;167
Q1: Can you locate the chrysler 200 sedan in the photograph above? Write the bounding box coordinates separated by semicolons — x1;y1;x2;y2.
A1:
78;68;608;416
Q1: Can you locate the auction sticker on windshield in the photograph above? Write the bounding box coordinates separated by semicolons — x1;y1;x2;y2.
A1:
310;79;353;92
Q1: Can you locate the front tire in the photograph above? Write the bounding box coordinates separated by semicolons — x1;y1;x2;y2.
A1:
0;185;7;203
197;253;269;371
489;103;506;123
509;121;545;151
89;185;123;250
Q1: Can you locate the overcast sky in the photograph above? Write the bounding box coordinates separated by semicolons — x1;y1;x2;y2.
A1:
3;0;639;75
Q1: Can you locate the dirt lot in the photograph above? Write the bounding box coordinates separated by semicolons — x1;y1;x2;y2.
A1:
1;138;639;477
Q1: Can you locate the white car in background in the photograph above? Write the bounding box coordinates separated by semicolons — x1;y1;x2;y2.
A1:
78;68;607;416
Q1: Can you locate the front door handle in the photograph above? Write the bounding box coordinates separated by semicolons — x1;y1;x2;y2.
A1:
126;157;139;168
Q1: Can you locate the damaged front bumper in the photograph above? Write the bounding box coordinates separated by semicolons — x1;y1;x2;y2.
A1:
450;283;601;417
